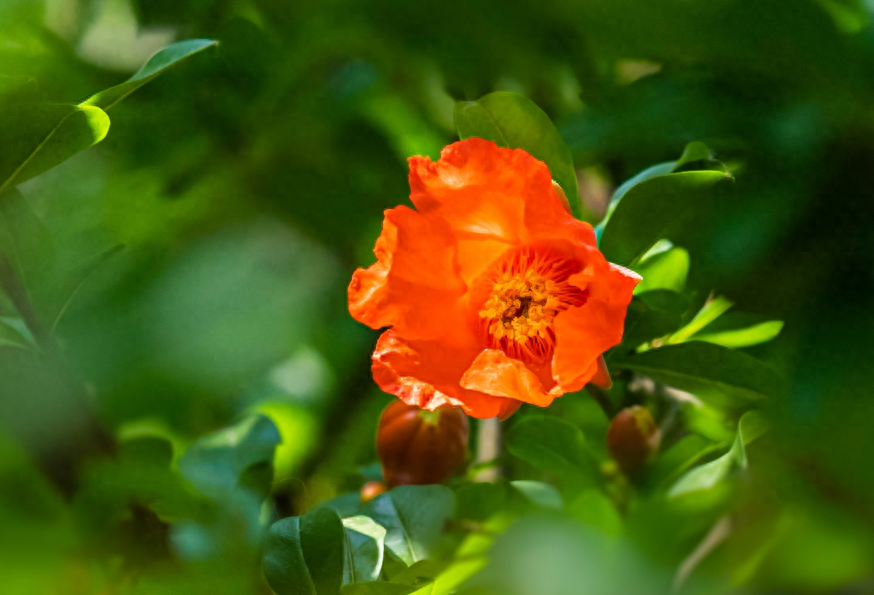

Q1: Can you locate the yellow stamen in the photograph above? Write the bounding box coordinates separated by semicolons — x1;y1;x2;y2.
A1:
478;271;559;345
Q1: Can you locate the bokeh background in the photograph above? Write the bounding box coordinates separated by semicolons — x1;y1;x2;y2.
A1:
4;0;874;593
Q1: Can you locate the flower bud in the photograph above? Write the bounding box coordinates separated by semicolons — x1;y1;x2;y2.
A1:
606;406;660;475
360;481;387;503
376;400;469;487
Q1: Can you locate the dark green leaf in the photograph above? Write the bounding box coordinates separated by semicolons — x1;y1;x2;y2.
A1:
264;507;346;595
0;188;53;295
608;290;688;359
506;416;596;480
362;485;455;566
454;92;582;219
81;39;219;110
49;244;124;332
178;414;280;499
599;170;733;267
455;482;507;522
612;342;784;406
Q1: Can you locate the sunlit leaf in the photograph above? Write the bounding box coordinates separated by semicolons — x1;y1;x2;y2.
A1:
343;515;387;584
669;411;769;497
510;480;564;510
690;312;784;348
264;507;346;595
455;91;582;219
633;244;690;294
0;104;110;193
668;296;734;344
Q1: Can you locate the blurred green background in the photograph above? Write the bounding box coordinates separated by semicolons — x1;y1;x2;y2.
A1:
3;0;874;593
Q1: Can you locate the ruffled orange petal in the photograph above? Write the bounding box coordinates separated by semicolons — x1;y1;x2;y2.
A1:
460;349;560;407
552;259;640;390
372;330;519;420
348;206;466;340
409;138;555;245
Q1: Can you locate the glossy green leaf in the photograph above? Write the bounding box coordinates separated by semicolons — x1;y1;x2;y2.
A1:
362;485;455;566
264;507;346;595
510;480;564;510
599;170;733;267
690;312;784;348
343;516;387;584
633;244;690;294
594;161;675;240
506;416;596;479
454;91;582;219
674;141;712;170
81;39;219;110
648;434;723;488
668;296;734;344
0;104;110;192
669;411;769;497
178;414;280;499
612;342;784;406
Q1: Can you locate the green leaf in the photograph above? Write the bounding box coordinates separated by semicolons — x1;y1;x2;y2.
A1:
0;104;110;193
598;170;733;267
510;480;564;510
362;486;455;566
0;317;28;349
648;434;722;488
566;489;623;535
594;161;675;239
455;482;507;522
454;92;582;219
667;296;734;344
506;416;596;480
0;188;53;295
49;244;124;332
608;290;688;359
633;244;690;294
341;584;417;595
674;141;712;170
178;414;280;499
264;507;346;595
690;312;784;348
669;411;769;497
611;342;784;406
408;557;488;595
343;516;387;584
81;39;219;111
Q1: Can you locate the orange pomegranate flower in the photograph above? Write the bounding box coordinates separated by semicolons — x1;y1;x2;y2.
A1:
348;138;640;420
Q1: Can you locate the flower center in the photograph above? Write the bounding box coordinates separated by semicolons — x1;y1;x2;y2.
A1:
479;270;560;344
475;245;588;363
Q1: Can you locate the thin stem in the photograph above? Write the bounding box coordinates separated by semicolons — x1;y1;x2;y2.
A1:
474;417;502;482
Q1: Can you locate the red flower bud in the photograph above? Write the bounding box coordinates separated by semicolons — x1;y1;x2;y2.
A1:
376;400;469;487
606;406;660;475
360;481;387;503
